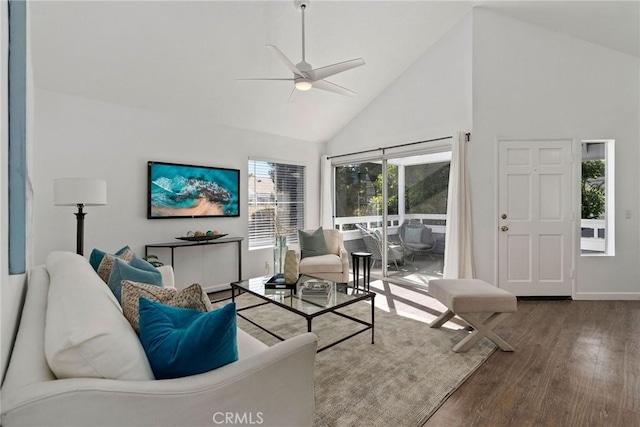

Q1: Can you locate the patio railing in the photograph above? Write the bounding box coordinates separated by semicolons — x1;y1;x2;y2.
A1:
336;216;605;253
335;214;446;241
581;218;605;252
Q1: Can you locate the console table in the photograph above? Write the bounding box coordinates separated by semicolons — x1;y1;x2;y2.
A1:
144;237;244;282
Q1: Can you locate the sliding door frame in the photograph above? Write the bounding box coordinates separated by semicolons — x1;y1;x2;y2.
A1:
330;140;453;286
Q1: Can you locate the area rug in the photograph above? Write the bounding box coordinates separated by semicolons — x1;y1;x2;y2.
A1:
214;281;495;426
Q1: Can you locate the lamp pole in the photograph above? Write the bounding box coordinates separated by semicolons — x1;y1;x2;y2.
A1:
75;203;86;256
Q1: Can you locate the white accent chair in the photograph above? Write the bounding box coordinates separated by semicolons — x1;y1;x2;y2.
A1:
296;229;350;283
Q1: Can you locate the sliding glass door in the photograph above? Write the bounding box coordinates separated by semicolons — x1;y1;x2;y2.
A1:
334;160;385;275
334;150;451;286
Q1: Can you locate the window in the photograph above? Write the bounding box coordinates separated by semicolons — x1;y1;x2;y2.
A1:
248;159;305;249
581;140;615;256
334;162;389;230
333;152;451;232
404;160;450;227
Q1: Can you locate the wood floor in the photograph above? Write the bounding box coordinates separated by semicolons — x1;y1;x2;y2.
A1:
210;286;640;426
425;299;640;427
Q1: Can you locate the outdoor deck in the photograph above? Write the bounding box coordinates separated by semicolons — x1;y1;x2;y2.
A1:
345;236;444;286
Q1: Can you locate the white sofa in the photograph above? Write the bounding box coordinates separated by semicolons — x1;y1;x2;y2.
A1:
297;229;350;283
1;252;318;427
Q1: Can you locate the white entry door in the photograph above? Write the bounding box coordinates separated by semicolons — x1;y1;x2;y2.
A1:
498;140;574;296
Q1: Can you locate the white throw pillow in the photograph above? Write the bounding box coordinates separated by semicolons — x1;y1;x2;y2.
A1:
44;251;155;380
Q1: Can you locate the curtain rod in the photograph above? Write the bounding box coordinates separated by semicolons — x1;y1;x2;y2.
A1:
327;134;469;160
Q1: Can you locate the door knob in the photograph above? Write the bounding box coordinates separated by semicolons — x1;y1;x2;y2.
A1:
501;225;509;232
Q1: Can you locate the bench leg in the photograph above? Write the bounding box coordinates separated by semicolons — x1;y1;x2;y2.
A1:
453;312;514;353
430;309;455;328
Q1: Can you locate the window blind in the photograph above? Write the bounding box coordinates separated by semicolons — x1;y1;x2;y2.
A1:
248;160;306;249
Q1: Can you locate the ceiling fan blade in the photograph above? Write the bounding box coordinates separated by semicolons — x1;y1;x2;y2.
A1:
288;87;300;103
266;45;303;76
307;58;365;81
236;78;295;81
313;79;357;97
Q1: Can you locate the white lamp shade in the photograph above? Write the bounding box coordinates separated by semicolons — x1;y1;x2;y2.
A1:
54;178;107;206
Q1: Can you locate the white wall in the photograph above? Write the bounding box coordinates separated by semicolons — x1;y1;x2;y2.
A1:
326;13;472;155
33;89;323;291
471;9;640;298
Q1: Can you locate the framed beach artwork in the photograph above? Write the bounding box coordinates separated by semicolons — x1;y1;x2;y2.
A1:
147;161;240;219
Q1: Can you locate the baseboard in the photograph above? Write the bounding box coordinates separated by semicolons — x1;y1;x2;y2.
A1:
203;283;232;294
517;295;572;301
573;292;640;301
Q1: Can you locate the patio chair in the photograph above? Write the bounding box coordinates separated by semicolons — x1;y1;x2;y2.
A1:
355;224;404;270
398;220;436;261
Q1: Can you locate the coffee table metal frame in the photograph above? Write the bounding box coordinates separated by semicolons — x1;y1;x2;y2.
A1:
231;276;375;353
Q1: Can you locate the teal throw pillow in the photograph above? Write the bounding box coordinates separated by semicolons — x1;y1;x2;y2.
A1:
138;299;238;380
89;245;132;271
107;255;162;302
298;227;328;259
405;227;423;244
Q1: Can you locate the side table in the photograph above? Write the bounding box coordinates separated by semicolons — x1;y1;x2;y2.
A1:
351;252;372;292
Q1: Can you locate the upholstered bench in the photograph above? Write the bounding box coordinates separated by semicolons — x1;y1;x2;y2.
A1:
429;279;517;353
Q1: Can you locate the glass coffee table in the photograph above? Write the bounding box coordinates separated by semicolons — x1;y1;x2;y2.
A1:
231;275;375;352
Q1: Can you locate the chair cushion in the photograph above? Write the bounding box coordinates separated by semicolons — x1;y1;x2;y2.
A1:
429;279;517;314
121;281;212;334
404;227;423;244
298;227;328;259
299;254;343;273
405;242;434;250
139;299;238;379
45;252;155;381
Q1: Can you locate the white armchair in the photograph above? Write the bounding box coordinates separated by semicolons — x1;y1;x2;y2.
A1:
296;229;350;283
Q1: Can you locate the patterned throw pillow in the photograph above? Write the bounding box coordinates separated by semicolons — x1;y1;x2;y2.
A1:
121;280;212;334
96;250;135;283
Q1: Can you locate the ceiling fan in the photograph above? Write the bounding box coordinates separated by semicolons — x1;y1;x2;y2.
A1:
239;0;365;99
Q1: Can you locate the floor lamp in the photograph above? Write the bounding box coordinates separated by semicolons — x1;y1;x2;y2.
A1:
54;178;107;256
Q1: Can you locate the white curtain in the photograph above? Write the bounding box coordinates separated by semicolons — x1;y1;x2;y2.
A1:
442;132;474;279
319;155;333;228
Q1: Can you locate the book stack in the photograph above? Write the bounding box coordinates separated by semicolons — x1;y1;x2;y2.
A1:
299;280;332;301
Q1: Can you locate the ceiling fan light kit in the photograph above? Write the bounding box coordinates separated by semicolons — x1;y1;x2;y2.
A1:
239;0;365;98
295;79;313;91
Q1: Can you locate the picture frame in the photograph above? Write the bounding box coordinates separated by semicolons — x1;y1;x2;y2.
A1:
147;161;240;219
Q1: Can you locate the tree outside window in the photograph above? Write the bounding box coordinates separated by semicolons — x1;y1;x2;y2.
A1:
581;160;605;220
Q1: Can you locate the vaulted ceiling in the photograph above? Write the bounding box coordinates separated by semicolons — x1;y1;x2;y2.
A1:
29;1;639;144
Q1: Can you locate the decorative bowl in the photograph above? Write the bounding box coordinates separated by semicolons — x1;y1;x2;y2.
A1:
175;234;228;242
